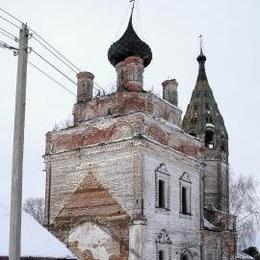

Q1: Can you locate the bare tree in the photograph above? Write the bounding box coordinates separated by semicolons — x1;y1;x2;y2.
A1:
23;197;44;225
230;174;260;250
52;117;73;131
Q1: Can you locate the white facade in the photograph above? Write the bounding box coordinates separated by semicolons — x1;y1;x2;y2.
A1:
142;145;201;259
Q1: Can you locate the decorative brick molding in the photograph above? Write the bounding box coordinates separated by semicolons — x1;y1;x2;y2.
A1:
156;229;172;260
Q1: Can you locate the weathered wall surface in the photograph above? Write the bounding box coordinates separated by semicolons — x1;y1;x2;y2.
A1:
44;88;236;259
203;157;229;212
142;142;202;260
73;91;182;127
45;140;140;259
68;222;121;260
45;140;142;225
45;113;202;159
200;229;237;260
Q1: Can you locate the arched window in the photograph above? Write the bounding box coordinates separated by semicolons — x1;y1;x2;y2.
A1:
179;173;192;215
159;179;165;208
205;129;214;149
155;164;170;210
181;186;188;214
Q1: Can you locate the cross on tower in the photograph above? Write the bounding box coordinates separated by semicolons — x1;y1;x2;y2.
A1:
199;34;204;52
129;0;136;13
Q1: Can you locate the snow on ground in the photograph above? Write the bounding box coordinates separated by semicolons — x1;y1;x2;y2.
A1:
0;204;75;258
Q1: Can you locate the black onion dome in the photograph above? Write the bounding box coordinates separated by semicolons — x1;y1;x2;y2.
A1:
196;48;208;81
108;14;152;67
197;49;207;63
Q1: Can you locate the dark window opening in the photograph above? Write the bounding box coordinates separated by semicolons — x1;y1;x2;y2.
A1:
159;250;164;260
205;130;214;149
221;137;226;152
181;255;188;260
205;103;210;110
189;132;197;137
194;104;198;111
159;179;165;208
191;117;197;124
221;134;226;152
181;186;188;214
107;108;112;115
206;116;213;124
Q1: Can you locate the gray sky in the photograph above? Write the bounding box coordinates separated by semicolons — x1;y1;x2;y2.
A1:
0;0;259;216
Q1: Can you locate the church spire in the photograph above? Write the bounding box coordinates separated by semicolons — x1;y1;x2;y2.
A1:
183;38;230;212
182;38;228;152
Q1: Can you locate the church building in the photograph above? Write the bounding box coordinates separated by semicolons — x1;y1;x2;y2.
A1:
43;5;237;260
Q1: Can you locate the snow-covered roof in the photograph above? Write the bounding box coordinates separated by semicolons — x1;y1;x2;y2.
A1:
0;204;76;259
237;252;254;259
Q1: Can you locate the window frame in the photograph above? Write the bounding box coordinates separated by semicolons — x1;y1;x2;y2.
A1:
155;163;171;211
179;172;192;215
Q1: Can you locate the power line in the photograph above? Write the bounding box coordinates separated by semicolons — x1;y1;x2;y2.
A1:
0;29;17;42
0;26;18;41
29;28;81;72
0;7;108;94
0;7;23;25
31;49;78;86
31;37;78;73
0;15;20;29
28;61;76;97
31;34;107;93
32;49;107;94
0;7;80;72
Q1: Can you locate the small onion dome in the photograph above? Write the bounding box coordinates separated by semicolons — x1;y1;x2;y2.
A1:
197;49;206;63
108;14;152;67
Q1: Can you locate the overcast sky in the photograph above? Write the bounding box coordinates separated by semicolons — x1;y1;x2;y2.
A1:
0;0;259;218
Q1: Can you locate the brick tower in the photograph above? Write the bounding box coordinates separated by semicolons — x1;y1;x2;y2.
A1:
182;47;237;259
182;47;229;212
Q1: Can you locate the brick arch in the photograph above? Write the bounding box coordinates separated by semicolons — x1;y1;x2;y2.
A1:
68;221;121;260
54;172;129;260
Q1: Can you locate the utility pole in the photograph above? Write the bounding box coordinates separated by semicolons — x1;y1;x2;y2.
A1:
9;23;29;260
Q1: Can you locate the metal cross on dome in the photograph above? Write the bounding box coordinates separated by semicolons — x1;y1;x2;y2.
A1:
199;34;204;52
129;0;136;13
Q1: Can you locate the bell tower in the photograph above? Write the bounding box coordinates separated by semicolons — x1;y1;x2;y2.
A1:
183;45;229;212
